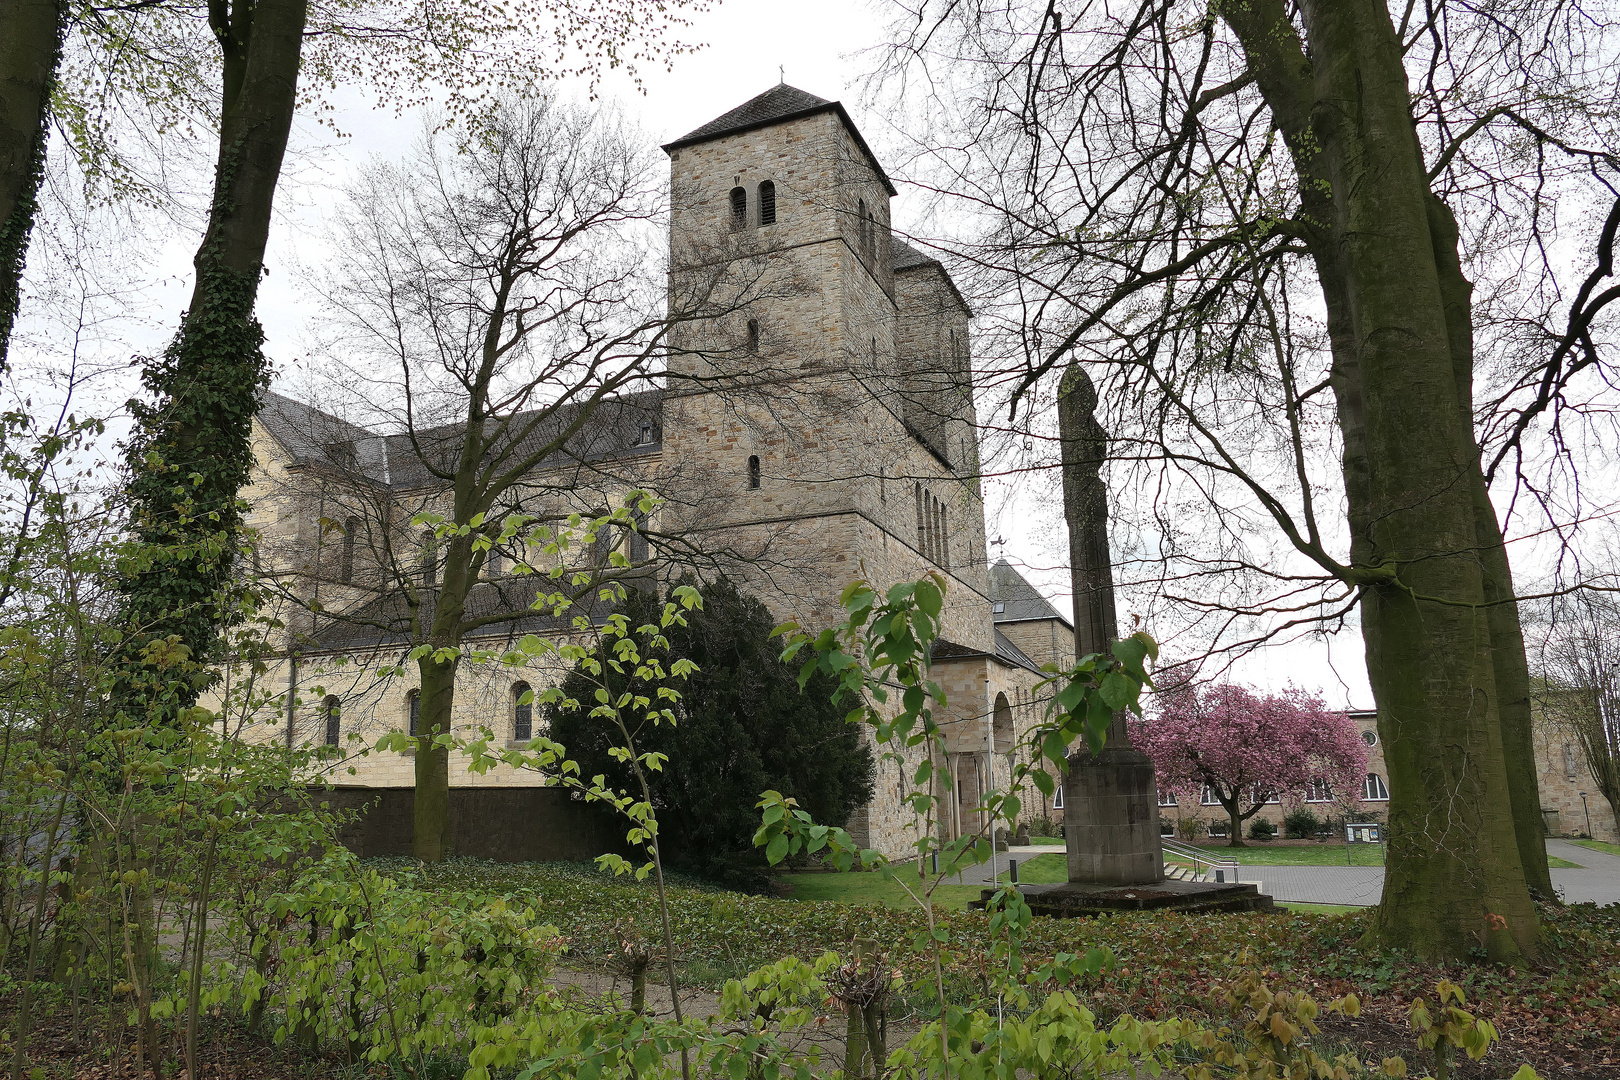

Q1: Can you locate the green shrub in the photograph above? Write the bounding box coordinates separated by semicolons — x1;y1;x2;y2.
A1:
1284;809;1320;839
1175;816;1204;841
1026;815;1063;838
545;576;875;889
1248;818;1277;841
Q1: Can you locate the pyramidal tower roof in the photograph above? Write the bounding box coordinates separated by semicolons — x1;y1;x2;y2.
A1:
661;84;897;195
988;558;1072;627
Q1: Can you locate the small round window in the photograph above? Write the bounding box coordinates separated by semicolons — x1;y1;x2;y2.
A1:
1361;730;1378;747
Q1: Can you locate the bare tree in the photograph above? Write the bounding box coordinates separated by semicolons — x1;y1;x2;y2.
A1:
873;0;1620;960
266;96;782;860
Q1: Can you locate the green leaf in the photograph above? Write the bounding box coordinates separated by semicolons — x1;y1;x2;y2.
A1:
914;578;943;618
766;833;789;865
1099;671;1133;710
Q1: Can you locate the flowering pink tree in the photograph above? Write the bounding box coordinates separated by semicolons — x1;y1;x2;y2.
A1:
1132;682;1370;846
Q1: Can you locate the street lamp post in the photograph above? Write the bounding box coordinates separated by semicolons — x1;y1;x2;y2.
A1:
1578;792;1592;838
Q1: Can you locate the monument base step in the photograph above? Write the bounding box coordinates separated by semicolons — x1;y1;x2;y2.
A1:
975;879;1275;917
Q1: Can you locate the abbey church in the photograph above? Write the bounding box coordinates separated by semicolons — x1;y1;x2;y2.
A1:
234;85;1083;855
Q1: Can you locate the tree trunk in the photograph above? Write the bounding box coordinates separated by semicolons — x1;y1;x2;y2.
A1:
1224;0;1540;961
0;0;61;370
1295;0;1539;961
116;0;308;720
412;651;457;860
1422;195;1553;898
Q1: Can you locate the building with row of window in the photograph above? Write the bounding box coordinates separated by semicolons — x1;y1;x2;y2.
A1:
222;84;1070;856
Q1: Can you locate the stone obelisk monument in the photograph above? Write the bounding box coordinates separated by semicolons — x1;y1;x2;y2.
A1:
1056;363;1166;885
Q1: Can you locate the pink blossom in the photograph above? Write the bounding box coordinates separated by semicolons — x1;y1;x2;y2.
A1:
1132;681;1370;829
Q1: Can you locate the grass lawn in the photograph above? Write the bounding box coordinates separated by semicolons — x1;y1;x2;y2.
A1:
1572;838;1620;858
1276;902;1362;915
778;871;985;909
1025;836;1065;846
1183;844;1583;869
1009;852;1068;883
1190;843;1388;866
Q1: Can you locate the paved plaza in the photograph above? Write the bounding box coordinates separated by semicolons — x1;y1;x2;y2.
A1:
966;839;1620;908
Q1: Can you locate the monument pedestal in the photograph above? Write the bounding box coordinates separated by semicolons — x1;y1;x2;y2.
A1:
983;878;1275;917
1063;746;1165;885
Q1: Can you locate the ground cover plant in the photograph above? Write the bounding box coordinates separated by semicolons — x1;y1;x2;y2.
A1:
354;857;1619;1078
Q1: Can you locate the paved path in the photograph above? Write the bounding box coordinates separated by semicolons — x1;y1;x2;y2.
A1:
959;840;1620;908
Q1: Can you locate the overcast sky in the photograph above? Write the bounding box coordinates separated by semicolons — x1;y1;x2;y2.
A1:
21;0;1376;709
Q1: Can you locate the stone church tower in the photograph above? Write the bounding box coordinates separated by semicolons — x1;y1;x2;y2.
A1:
659;85;995;651
659;86;1053;848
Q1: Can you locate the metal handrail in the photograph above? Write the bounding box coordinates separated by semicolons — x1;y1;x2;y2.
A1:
1161;837;1241;882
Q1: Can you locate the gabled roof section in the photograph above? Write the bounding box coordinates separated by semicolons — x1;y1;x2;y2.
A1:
257;390;378;464
891;237;972;315
993;629;1043;673
661;84;898;196
929;633;1043;675
253;388;663;492
891;237;938;271
988;558;1072;628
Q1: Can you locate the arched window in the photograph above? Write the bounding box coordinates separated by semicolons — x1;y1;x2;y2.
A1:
746;318;760;355
407;690;421;738
323;695;341;747
938;500;949;569
1200;785;1219;805
340;518;358;583
758;180;776;225
748;455;761;489
1306;778;1332;802
512;681;533;741
865;207;877;259
1051;784;1064;810
1158;790;1178;807
856;198;868;252
730;186;747;229
1363;773;1390;801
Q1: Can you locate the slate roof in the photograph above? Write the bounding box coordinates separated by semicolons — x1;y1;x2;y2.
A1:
661;84;898;196
928;630;1043;674
312;577;641;651
891;237;972;315
891;238;939;271
988;559;1071;627
257;389;663;492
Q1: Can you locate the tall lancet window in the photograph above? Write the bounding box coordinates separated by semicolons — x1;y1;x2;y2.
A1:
730;186;748;229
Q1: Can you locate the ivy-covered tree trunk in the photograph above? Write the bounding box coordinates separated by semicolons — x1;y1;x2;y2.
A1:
0;0;63;369
116;0;308;720
1224;0;1539;961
